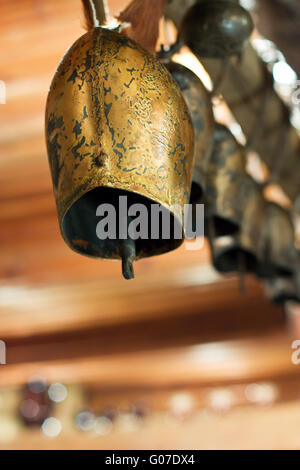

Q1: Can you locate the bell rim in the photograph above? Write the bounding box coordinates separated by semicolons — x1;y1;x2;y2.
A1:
213;245;257;274
59;182;186;261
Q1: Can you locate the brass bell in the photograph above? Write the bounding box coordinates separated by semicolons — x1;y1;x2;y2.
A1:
164;62;214;203
204;124;246;237
178;0;254;58
46;27;194;279
256;203;297;279
212;176;265;273
164;61;214;238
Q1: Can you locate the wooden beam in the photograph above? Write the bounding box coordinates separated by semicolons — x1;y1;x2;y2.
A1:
0;269;283;340
0;331;295;388
1;286;284;362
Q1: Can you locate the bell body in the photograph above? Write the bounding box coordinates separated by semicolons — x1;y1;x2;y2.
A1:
179;0;254;58
212;176;265;273
46;28;194;261
256;203;296;278
204;124;246;237
165;62;214;203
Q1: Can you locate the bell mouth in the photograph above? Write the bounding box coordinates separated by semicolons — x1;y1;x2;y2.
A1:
212;216;239;238
213;247;257;274
204;216;240;238
271;292;299;304
190;181;204;204
61;187;183;260
256;264;294;280
255;258;295;280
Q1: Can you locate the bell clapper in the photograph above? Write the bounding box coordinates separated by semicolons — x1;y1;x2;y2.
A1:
296;257;300;298
245;89;270;152
120;216;136;280
208;216;217;263
157;42;181;63
210;57;230;97
120;238;136;280
208;216;216;245
157;15;182;63
238;250;247;295
269;120;290;182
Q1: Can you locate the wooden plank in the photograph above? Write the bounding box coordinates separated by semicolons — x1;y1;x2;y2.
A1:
0;271;271;339
2;290;285;362
0;331;294;388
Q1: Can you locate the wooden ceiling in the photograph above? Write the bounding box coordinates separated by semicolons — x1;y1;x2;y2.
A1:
0;0;298;395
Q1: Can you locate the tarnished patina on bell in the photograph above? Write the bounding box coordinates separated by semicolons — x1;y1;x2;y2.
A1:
212;176;265;273
256;203;297;279
178;0;254;58
204;124;246;237
46;28;194;279
165;62;214;203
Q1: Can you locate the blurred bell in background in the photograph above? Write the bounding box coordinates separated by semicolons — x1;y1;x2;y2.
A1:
1;0;300;450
